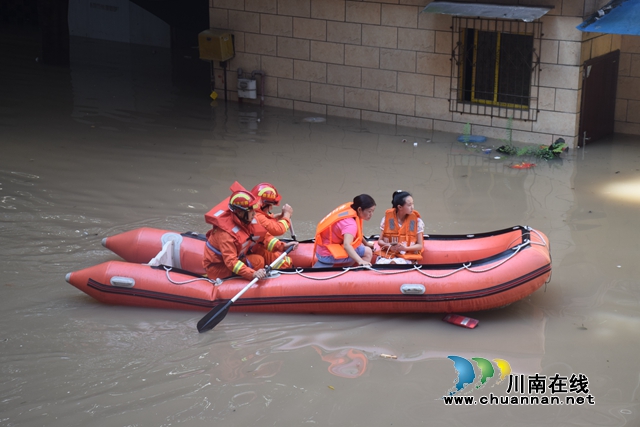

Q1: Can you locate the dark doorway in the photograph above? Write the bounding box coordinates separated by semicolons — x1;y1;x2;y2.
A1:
578;50;620;147
129;0;211;93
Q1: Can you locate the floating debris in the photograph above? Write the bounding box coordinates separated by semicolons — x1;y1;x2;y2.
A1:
457;135;487;143
303;117;326;123
380;354;398;359
509;162;536;169
442;314;479;328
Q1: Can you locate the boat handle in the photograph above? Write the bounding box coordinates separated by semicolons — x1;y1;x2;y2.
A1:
401;284;425;294
110;276;136;288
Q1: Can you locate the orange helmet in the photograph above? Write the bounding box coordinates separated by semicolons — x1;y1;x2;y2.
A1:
229;190;259;212
251;182;282;205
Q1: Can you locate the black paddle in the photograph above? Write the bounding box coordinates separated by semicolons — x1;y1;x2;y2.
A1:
289;220;297;241
197;245;295;333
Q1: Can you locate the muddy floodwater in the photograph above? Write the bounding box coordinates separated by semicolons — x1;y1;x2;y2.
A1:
2;29;640;427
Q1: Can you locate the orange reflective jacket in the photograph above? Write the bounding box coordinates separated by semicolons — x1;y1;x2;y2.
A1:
255;208;290;237
377;208;423;261
204;228;264;280
203;208;257;279
314;202;363;259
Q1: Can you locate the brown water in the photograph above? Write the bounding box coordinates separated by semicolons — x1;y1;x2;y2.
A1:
2;29;640;427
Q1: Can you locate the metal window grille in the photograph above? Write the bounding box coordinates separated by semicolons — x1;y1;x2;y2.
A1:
450;17;542;121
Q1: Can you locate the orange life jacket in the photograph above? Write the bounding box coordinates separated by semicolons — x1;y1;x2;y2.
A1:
377;208;423;261
204;207;259;258
314;202;363;259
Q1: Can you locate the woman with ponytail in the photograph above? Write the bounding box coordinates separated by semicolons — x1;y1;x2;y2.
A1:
375;190;424;264
313;194;376;267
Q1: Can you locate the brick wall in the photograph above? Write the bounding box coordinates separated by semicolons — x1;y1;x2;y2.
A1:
207;0;640;146
617;36;640;135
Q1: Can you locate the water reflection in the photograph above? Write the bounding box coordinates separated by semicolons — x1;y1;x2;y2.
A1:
312;347;369;378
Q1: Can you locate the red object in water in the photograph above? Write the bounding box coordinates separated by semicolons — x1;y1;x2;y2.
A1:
443;314;479;328
509;162;536;169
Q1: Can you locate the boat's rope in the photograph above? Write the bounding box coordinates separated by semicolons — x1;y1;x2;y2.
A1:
278;266;366;280
524;226;553;287
523;226;552;290
525;226;548;248
163;226;547;284
162;266;223;286
278;240;532;280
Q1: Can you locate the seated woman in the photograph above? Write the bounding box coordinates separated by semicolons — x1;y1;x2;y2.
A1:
376;190;424;264
313;194;376;268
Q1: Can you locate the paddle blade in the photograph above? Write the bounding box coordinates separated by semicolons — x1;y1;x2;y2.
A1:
197;301;232;333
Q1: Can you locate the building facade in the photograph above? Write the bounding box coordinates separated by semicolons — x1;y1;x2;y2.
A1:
208;0;640;147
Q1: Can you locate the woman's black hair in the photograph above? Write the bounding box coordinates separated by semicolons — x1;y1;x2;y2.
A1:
351;194;376;211
392;190;412;209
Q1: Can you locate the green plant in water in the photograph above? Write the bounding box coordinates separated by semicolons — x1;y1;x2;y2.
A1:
499;138;568;159
497;117;517;155
504;117;513;145
496;117;568;160
462;122;471;143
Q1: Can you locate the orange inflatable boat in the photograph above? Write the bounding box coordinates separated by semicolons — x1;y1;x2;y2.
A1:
66;225;551;314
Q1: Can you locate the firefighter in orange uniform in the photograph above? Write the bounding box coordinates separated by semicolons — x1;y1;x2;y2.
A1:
203;190;297;281
250;182;293;237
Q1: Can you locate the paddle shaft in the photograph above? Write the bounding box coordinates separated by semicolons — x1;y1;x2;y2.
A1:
197;245;294;332
229;275;259;303
289;220;297;241
233;246;292;303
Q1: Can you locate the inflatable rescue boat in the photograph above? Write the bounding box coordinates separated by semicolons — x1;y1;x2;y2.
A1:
66;225;551;314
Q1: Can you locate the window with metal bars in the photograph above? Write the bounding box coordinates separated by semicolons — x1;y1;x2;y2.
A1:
450;18;542;121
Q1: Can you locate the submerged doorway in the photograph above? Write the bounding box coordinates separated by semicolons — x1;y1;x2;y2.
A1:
578;50;620;147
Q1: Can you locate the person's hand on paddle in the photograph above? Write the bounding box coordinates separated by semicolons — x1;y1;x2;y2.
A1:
283;240;298;251
281;204;293;219
252;268;267;280
198;245;296;333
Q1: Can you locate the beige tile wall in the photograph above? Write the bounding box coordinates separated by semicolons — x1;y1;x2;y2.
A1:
617;36;640;135
208;0;640;146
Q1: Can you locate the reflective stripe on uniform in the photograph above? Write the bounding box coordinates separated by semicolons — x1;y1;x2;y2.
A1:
272;256;291;269
267;238;279;252
232;260;245;274
278;219;290;230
